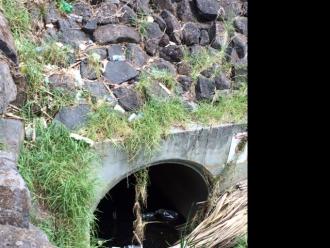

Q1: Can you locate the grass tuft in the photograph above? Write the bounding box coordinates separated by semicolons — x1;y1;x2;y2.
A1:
19;120;101;248
87;52;103;79
194;85;247;124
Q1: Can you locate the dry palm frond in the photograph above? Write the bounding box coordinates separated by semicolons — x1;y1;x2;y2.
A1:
132;169;150;244
175;180;247;248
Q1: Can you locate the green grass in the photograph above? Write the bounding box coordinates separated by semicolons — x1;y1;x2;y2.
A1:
18;121;101;248
87;52;103;79
41;40;72;67
136;68;177;99
131;12;150;39
81;98;189;159
79;102;132;142
194;85;247;124
234;234;248;248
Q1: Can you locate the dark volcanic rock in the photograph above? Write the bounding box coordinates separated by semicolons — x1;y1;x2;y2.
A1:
54;104;91;131
219;0;244;20
177;0;197;22
0;166;31;228
80;59;98;80
195;75;216;101
95;2;119;24
195;0;221;21
152;58;177;75
0;224;55;248
145;22;163;40
189;44;204;56
57;18;89;48
0;13;18;64
182;22;201;46
87;47;108;60
112;87;143;112
153;0;176;13
154;15;167;31
83;81;117;105
48;73;77;91
144;39;159;56
119;5;137;25
0;61;17;114
177;75;193;92
94;24;141;44
210;22;229;50
214;74;231;90
159;45;184;62
10;74;27;108
126;44;149;67
232;32;247;59
82;19;97;34
234;16;247;36
0;118;24;156
72;2;92;20
159;34;170;47
44;2;61;24
107;44;125;61
160;10;182;44
200;29;210;45
104;61;138;84
177;62;192;76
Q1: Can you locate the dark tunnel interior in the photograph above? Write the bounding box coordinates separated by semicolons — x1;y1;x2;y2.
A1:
94;163;209;248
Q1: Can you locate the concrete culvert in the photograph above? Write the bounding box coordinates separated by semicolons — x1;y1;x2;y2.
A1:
94;163;210;248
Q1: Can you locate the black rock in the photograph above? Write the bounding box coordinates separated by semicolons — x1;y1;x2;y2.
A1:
182;22;201;46
0;62;17;114
152;59;177;75
126;43;149;67
72;2;92;20
57;18;90;48
201;67;214;78
83;81;117;105
107;44;125;61
153;0;176;13
199;29;210;46
104;61;138;84
232;33;247;59
210;22;229;50
119;5;137;25
189;44;204;56
154;15;167;31
94;24;141;44
112;87;143;112
87;47;108;60
82;19;97;34
159;34;170;47
44;2;61;24
48;73;77;91
177;0;197;22
195;75;216;101
80;59;98;80
219;0;244;20
234;16;247;36
214;74;231;90
159;45;184;62
177;75;193;92
177;62;192;76
145;22;163;40
144;39;159;56
160;10;182;44
54;104;91;131
195;0;221;21
95;2;119;24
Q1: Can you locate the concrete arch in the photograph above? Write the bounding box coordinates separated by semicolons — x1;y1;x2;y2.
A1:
92;123;247;210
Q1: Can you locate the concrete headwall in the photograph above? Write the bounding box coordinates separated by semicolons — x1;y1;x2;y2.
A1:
93;123;248;209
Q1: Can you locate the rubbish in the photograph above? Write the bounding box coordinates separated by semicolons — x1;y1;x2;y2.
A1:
142;209;179;222
59;0;73;14
112;55;126;61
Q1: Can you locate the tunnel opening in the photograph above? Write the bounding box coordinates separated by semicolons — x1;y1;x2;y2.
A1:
94;162;210;247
